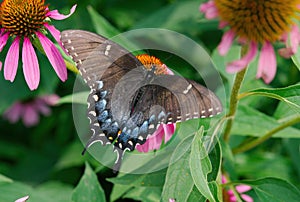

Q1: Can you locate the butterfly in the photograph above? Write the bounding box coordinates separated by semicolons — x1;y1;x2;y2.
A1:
61;30;222;171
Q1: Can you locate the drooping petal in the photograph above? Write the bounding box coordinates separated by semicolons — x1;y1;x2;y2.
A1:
235;185;252;193
22;104;39;127
136;139;150;153
15;196;29;202
46;4;77;20
34;99;51;116
3;102;23;123
257;42;276;84
136;126;164;153
22;37;40;90
41;94;60;105
199;1;218;19
4;37;20;82
278;47;294;58
240;194;254;202
289;25;300;53
218;29;235;56
36;32;67;82
44;23;61;45
0;32;9;52
226;41;258;73
163;123;176;143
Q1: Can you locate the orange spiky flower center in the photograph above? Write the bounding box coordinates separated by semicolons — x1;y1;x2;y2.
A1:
215;0;300;43
136;54;168;75
0;0;48;37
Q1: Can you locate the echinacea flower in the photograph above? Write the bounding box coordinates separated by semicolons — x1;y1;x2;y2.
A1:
222;176;253;202
15;196;29;202
3;94;59;127
200;1;300;84
0;0;76;90
135;54;176;152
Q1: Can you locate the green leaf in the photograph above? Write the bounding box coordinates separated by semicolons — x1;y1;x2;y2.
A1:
72;162;106;202
189;128;219;202
240;177;300;202
87;6;120;38
291;48;300;72
161;136;194;202
107;169;167;187
58;91;88;105
240;84;300;112
232;105;300;138
187;186;206;202
123;187;161;202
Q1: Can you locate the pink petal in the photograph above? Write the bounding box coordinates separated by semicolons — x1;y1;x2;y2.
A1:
22;104;39;127
44;24;61;46
3;102;23;123
199;1;219;19
218;29;235;56
22;37;40;90
15;196;29;202
289;25;300;53
226;41;258;73
241;194;254;202
219;21;229;29
0;32;9;52
229;195;237;202
34;99;51;116
235;185;252;193
136;140;150;153
278;47;294;58
36;32;67;82
257;42;276;84
47;4;77;20
41;94;60;105
169;199;176;202
163;123;176;142
4;37;20;82
148;126;165;151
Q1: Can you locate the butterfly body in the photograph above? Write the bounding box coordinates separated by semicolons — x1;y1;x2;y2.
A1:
61;30;222;171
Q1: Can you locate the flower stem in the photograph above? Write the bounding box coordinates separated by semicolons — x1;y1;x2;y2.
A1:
223;64;247;142
232;115;300;154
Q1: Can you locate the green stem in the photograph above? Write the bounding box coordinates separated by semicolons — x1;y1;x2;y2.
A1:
233;115;300;154
223;67;247;142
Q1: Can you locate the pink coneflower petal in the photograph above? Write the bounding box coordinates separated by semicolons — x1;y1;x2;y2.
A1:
3;102;23;123
199;1;218;19
136;140;150;153
4;37;20;82
0;32;9;52
163;124;176;142
235;185;252;193
257;42;276;84
47;4;77;20
219;21;229;29
218;29;235;56
226;41;258;73
278;47;294;58
36;32;67;82
34;99;51;116
241;194;254;202
23;104;39;127
22;37;40;90
289;25;300;54
15;195;29;202
44;23;61;46
41;94;60;105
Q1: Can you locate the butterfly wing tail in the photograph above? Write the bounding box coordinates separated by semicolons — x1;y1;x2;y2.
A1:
112;147;126;173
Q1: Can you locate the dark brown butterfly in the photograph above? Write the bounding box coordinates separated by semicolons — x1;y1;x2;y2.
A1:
61;30;222;171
